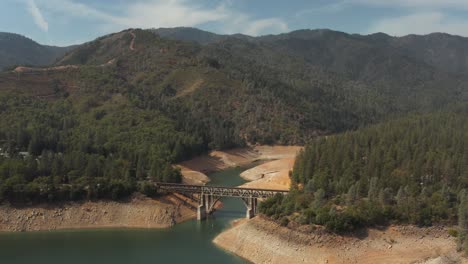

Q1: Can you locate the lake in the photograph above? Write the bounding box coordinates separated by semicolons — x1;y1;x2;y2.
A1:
0;167;250;264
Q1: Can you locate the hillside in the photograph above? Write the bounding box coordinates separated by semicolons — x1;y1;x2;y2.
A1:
154;27;468;77
0;28;467;206
2;28;468;146
152;27;227;44
260;108;468;252
0;33;73;70
151;27;252;44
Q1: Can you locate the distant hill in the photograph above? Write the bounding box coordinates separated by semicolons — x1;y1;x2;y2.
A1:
0;28;467;155
151;27;252;44
12;28;468;146
152;27;468;77
151;27;225;44
0;32;73;70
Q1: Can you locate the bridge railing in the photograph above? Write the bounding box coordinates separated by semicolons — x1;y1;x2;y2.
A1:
155;182;288;199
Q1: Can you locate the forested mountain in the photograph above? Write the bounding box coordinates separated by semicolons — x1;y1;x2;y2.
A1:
153;27;229;44
155;27;468;77
151;27;253;45
0;28;467;207
260;108;468;251
0;33;73;70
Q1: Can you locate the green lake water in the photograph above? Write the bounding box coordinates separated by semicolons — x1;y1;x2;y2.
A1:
0;167;250;264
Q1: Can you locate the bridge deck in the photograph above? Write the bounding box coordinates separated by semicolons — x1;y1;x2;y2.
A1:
156;182;288;199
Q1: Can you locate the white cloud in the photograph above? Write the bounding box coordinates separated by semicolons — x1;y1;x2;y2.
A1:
243;18;289;36
26;0;48;32
351;0;468;10
294;1;468;36
297;0;468;16
33;0;288;36
220;12;289;36
295;1;348;17
368;12;468;36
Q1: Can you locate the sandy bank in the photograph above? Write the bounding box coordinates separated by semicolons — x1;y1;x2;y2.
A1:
0;145;300;232
239;158;294;190
0;194;196;232
179;145;301;185
213;145;467;263
214;217;467;264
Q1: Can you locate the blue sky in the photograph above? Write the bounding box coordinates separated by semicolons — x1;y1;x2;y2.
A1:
1;0;468;46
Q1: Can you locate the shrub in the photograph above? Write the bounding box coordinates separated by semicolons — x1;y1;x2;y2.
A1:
448;228;458;237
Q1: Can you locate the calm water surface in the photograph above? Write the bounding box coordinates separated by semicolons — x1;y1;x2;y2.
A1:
0;167;249;264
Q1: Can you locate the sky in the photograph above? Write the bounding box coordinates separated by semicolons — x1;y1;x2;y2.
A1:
1;0;468;46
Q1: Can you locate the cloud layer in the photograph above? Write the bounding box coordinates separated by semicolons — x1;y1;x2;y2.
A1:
368;12;468;36
32;0;288;36
352;0;468;36
298;0;468;36
27;0;48;32
351;0;468;10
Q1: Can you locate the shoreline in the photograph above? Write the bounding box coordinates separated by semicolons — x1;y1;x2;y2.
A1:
179;145;301;187
208;147;468;263
214;217;467;264
0;145;301;233
0;193;197;232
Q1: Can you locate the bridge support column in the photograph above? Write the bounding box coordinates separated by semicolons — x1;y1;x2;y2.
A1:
197;205;206;220
197;194;206;221
205;194;211;214
246;197;257;219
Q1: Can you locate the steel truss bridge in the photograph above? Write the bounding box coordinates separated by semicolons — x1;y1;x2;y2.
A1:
155;183;289;220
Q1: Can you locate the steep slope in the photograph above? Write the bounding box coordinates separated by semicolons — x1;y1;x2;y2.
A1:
0;32;73;70
261;108;468;231
3;28;468;146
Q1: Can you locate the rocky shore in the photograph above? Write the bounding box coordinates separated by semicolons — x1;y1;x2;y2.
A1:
179;146;301;184
208;146;467;264
0;194;196;232
0;145;301;232
214;217;467;264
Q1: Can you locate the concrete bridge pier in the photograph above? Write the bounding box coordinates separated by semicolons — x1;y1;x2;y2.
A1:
197;204;206;220
155;182;289;221
197;194;220;220
204;194;211;214
245;197;258;219
197;194;206;220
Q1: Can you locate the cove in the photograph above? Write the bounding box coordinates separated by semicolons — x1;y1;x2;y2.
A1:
0;167;250;264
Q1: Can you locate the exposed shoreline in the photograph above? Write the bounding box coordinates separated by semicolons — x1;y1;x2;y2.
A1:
208;147;468;264
0;145;301;232
214;217;467;264
179;145;301;187
0;193;197;232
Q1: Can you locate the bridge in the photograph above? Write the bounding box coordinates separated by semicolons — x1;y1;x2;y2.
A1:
155;183;289;220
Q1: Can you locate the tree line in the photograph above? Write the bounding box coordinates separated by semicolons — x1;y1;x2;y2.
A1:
0;94;202;204
259;107;468;253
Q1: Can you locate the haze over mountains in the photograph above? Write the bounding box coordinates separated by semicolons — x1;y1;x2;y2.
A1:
0;32;73;71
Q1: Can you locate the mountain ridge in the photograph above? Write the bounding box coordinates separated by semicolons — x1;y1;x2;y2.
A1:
0;32;74;70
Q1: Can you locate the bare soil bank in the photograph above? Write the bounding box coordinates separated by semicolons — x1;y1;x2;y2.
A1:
0;145;300;232
0;194;196;232
214;217;467;264
211;147;467;263
239;158;295;190
179;145;301;185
